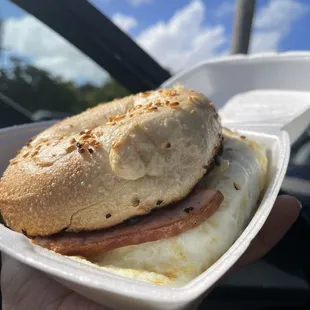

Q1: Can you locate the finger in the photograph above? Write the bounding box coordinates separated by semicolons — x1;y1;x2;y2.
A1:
236;195;301;269
1;253;10;265
1;256;111;310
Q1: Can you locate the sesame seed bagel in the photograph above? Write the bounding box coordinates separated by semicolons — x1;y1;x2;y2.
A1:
0;87;222;236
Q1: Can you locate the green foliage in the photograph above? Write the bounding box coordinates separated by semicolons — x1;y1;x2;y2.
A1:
0;56;131;114
82;79;130;108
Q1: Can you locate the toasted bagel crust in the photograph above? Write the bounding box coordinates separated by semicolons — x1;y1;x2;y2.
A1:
0;87;221;236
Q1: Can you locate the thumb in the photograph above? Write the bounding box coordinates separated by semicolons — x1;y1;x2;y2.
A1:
236;195;301;268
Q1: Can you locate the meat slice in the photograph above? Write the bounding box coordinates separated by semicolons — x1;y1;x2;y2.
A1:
33;189;223;257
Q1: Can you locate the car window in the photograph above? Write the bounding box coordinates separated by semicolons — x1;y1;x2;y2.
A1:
291;140;310;166
1;0;130;124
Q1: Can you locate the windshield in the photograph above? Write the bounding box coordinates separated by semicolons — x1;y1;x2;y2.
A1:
1;0;309;126
88;0;308;72
1;0;130;120
89;0;233;73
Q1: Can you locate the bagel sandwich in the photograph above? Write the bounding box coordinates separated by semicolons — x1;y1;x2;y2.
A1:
0;86;268;286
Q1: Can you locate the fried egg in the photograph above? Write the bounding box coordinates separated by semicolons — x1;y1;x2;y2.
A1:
70;129;268;286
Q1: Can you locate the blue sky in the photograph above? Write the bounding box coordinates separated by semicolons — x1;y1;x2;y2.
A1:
1;0;310;85
90;0;235;36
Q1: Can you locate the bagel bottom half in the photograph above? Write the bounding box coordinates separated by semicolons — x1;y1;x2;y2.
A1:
67;129;268;287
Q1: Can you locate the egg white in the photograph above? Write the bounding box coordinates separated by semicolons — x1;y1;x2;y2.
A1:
70;129;268;286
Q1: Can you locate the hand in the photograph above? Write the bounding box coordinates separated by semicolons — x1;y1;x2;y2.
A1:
1;253;108;310
1;195;301;310
235;195;301;269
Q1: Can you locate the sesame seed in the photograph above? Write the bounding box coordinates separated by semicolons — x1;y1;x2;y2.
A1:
169;102;179;108
132;198;140;207
39;161;53;167
240;136;246;140
112;140;121;149
156;200;163;206
115;114;125;121
66;145;76;153
190;95;199;104
161;141;171;149
88;148;94;154
165;90;178;97
234;182;240;190
106;213;112;219
95;132;103;137
141;91;151;97
70;138;76;144
184;207;194;213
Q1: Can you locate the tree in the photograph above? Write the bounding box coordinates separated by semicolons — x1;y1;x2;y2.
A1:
82;78;130;107
1;57;84;113
0;56;131;115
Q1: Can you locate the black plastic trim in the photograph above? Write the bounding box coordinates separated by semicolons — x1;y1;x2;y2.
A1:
11;0;171;93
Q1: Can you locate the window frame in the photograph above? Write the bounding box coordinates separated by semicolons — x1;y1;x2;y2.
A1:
11;0;171;93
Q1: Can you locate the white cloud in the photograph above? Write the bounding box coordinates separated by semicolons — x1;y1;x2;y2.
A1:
2;0;225;83
137;0;227;72
129;0;152;7
4;0;306;85
255;0;305;29
112;13;138;33
251;0;307;53
215;1;235;18
250;32;282;53
3;15;108;85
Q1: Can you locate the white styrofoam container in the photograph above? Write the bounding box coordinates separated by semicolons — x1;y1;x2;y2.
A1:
161;52;310;144
1;52;310;310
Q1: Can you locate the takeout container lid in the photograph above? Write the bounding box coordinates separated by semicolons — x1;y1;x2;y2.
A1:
162;51;310;144
1;52;310;310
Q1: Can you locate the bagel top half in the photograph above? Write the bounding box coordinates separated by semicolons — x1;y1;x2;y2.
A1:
0;87;222;237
